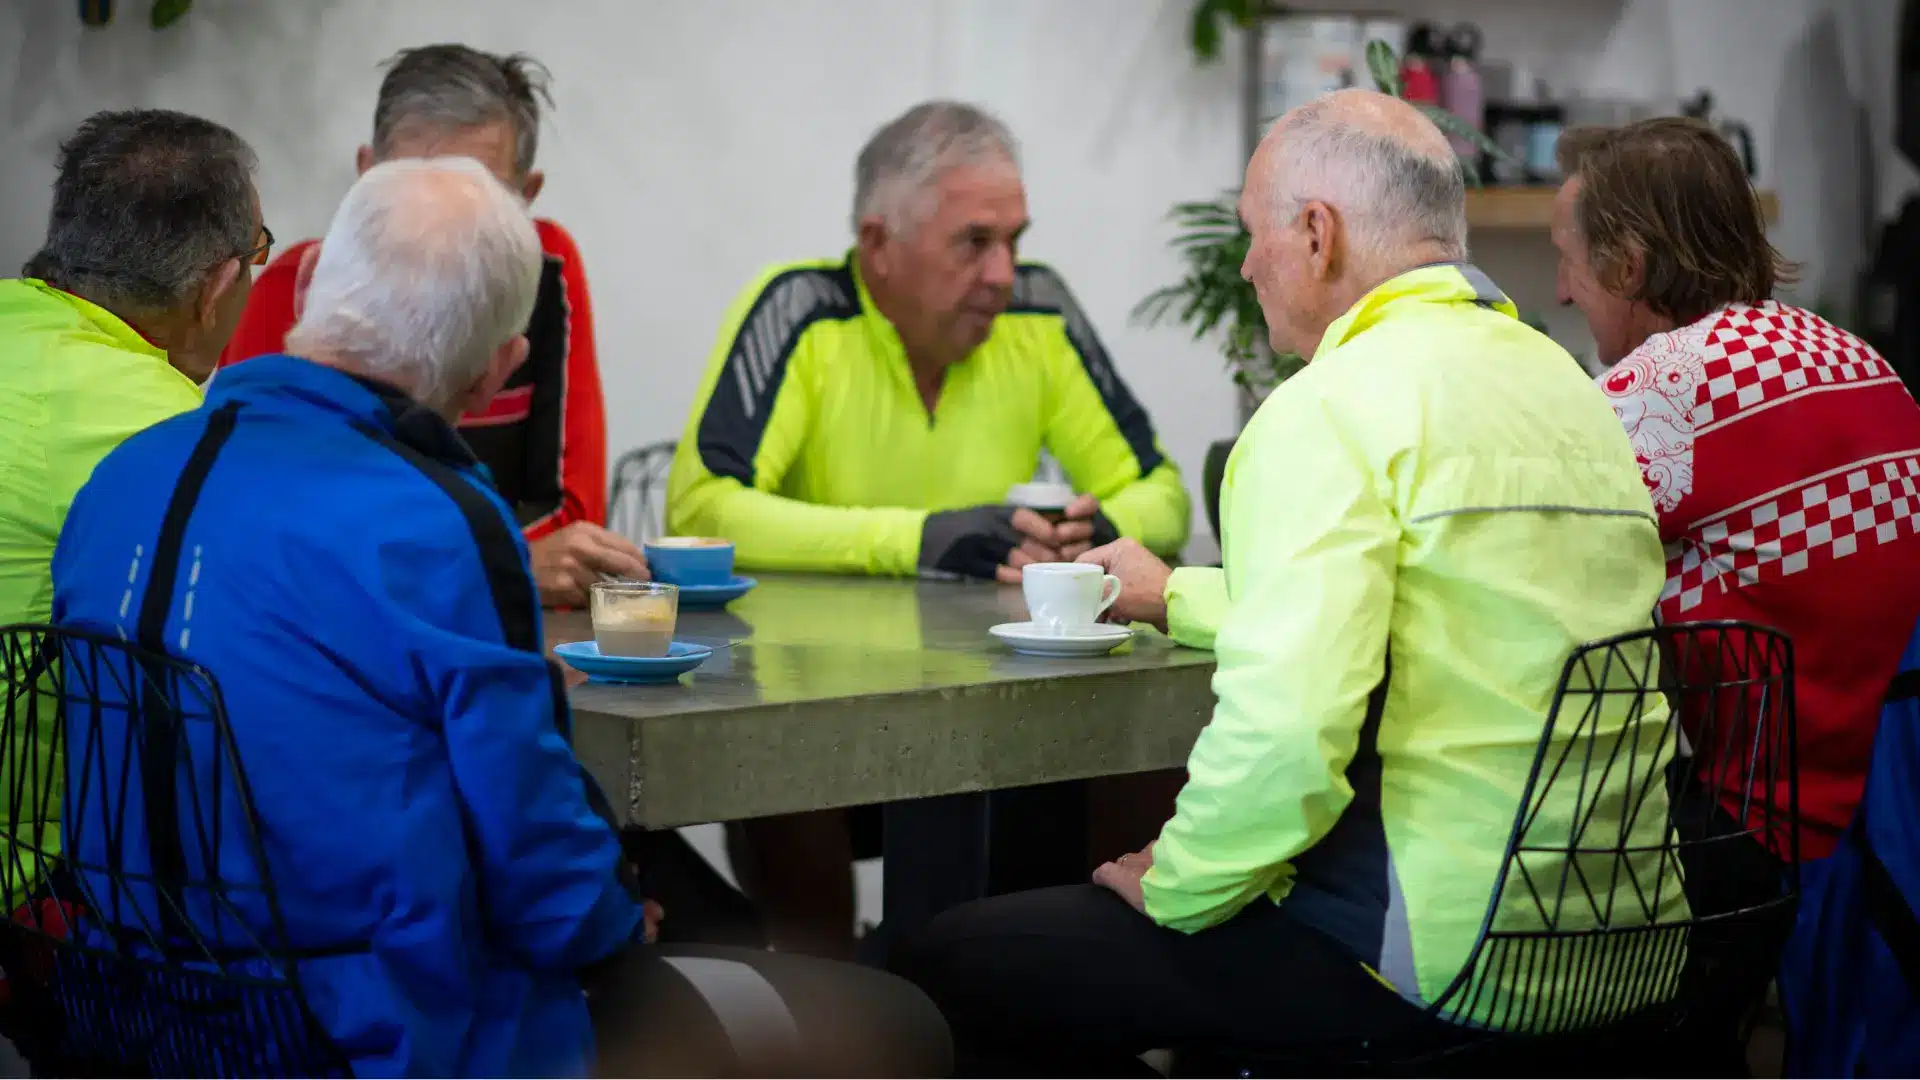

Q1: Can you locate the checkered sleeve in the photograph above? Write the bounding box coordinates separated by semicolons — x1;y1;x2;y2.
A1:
1668;453;1920;613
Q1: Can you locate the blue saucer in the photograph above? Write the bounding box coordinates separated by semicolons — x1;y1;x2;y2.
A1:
555;640;712;684
672;576;757;609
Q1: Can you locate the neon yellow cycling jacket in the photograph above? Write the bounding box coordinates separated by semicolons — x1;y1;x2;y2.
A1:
666;254;1189;574
0;278;202;907
1143;263;1685;1015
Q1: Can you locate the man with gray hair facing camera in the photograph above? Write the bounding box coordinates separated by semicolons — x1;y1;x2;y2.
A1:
51;157;951;1078
668;100;1188;581
667;98;1192;959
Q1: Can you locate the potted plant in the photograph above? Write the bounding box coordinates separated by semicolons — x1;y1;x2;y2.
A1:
1132;195;1300;544
1140;34;1510;543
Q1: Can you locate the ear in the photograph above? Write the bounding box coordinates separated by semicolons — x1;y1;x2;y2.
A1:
455;334;530;418
856;216;892;275
1612;244;1648;298
196;258;244;329
519;169;545;205
355;145;375;176
290;242;323;323
1300;200;1340;281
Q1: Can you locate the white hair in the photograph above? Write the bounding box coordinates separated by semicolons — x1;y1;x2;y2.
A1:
286;156;541;411
852;101;1020;234
1261;96;1469;266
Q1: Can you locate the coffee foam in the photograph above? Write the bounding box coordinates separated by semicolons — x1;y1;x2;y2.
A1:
596;593;676;627
649;536;729;549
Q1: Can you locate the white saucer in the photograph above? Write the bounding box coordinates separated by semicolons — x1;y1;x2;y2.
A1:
989;621;1134;658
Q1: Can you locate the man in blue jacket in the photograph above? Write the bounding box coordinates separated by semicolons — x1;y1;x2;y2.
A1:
51;156;948;1077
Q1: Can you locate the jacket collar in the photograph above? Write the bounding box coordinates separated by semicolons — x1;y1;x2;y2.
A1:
1313;262;1519;364
207;354;480;471
848;250;909;359
18;278;174;364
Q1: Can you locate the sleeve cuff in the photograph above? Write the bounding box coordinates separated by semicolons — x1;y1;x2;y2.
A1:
1099;500;1143;544
1140;845;1261;934
552;881;647;970
885;508;933;576
1164;565;1227;651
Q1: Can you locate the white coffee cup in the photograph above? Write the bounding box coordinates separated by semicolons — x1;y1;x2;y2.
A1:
1022;562;1122;633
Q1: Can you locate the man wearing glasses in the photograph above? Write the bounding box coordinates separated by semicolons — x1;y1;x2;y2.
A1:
0;107;265;631
0;107;264;906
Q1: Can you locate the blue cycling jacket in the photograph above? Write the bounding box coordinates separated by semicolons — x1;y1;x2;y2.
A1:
51;354;643;1077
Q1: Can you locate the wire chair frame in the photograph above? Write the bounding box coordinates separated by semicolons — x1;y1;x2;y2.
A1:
607;440;677;544
1420;620;1800;1044
0;623;349;1077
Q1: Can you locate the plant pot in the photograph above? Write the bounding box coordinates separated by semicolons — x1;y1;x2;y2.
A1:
1202;436;1237;548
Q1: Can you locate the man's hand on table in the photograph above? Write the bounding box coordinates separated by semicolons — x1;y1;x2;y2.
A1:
1076;538;1172;632
643;899;664;944
1045;494;1121;564
922;505;1060;582
529;522;650;609
920;498;1124;584
993;496;1120;583
1092;842;1155;914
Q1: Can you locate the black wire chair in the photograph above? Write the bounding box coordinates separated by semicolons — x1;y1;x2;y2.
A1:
607;440;677;544
0;624;349;1077
1206;621;1799;1077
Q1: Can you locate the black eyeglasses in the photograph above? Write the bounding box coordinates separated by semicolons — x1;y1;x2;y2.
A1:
238;224;273;267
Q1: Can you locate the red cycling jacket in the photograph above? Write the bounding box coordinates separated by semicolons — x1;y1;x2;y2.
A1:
218;218;608;539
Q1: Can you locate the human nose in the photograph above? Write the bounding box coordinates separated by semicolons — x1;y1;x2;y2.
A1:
980;241;1016;289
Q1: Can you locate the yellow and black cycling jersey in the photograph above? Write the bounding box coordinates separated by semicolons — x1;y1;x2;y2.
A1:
666;253;1189;574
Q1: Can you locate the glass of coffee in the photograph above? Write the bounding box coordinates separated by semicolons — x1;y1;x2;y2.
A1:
590;580;679;658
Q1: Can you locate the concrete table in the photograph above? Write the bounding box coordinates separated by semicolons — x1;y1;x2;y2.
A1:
548;572;1217;939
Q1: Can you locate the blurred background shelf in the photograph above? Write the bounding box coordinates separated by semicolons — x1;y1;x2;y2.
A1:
1466;186;1781;229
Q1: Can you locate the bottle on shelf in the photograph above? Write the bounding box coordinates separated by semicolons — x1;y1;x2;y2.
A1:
1400;22;1442;106
1439;22;1486;160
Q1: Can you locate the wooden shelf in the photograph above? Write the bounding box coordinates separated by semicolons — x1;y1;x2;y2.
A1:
1465;187;1781;230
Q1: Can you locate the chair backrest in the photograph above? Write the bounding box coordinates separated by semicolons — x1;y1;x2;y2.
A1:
607;440;677;543
1429;621;1798;1035
0;624;348;1077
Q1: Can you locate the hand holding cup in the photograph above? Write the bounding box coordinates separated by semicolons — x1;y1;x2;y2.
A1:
1075;538;1172;633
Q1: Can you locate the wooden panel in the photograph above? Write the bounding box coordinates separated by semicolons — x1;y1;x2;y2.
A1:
1466;187;1781;230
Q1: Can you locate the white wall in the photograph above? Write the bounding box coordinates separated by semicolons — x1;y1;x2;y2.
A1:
0;0;1905;556
0;0;1242;557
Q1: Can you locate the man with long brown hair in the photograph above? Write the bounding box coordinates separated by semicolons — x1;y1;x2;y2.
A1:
1553;117;1920;866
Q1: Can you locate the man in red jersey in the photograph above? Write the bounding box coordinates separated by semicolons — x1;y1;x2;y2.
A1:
1554;118;1920;864
220;44;645;608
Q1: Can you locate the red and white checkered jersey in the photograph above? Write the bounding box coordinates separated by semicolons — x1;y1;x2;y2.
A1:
1599;301;1920;857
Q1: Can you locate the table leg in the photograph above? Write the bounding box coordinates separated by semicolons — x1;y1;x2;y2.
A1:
874;781;1090;957
879;792;989;952
984;779;1089;895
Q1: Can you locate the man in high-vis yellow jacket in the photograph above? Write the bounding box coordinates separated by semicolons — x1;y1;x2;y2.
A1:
895;90;1682;1072
667;101;1189;585
0;109;265;905
666;101;1191;958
